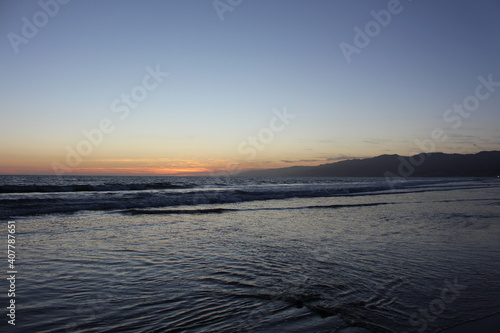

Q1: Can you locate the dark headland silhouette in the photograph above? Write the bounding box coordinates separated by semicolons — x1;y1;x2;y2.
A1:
239;151;500;177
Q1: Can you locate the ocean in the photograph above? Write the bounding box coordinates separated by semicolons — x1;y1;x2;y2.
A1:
1;176;499;332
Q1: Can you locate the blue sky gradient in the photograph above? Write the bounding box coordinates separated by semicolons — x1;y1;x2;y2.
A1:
1;0;499;174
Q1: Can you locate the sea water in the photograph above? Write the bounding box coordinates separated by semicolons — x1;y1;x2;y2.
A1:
0;176;499;332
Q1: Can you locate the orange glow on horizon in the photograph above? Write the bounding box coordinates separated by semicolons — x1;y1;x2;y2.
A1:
0;166;213;176
56;166;215;176
0;156;329;176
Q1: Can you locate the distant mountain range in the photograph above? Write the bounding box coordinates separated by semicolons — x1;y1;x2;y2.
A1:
239;151;500;177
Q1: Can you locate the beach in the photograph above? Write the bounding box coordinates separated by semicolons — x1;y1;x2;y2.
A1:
1;176;499;332
4;0;500;331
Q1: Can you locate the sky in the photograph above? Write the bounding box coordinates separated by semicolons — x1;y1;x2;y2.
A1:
1;0;500;175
